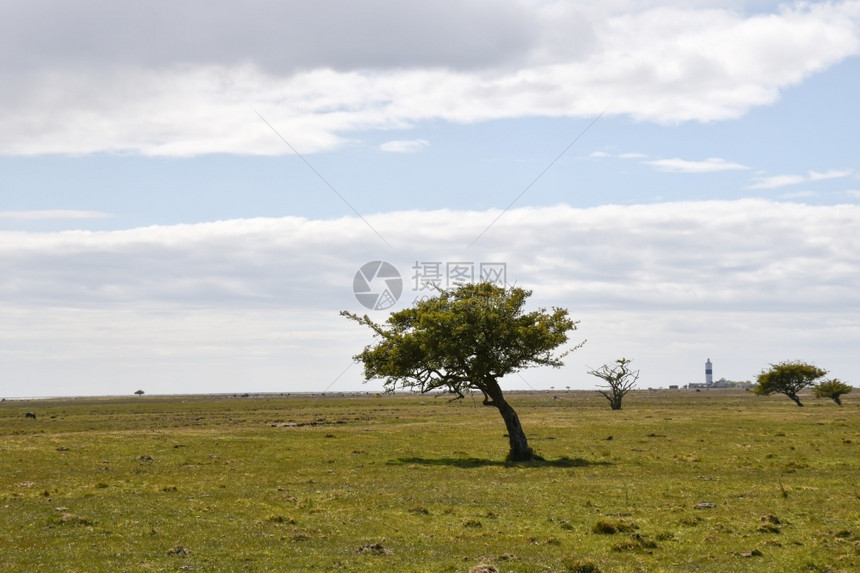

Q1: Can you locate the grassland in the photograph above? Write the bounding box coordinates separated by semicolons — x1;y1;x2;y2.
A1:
1;389;857;572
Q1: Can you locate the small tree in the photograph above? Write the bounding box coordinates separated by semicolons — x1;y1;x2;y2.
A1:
342;282;580;462
588;358;639;410
754;360;826;407
813;378;853;406
134;389;145;397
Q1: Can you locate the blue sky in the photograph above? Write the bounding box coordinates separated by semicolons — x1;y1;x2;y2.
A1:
4;56;859;231
1;0;859;397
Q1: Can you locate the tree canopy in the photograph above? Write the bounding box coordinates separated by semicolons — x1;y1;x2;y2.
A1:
813;378;853;406
588;358;639;410
754;360;827;407
341;282;580;461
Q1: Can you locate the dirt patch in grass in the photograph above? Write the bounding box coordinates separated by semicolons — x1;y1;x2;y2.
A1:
56;513;93;526
356;542;392;555
167;545;191;556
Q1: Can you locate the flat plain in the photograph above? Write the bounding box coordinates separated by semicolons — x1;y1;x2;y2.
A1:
1;389;857;572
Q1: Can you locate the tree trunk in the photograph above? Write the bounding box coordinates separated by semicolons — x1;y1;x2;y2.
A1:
833;395;843;406
483;379;533;462
598;389;624;410
496;399;533;462
787;392;804;407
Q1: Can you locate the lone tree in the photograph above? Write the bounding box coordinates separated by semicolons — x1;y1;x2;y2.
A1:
341;282;580;462
813;378;853;406
134;389;145;397
754;360;827;407
588;358;639;410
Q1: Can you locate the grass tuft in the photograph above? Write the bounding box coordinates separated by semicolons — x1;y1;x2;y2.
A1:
592;520;637;535
562;557;602;572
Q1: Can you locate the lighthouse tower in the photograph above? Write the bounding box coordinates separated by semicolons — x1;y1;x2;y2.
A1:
705;358;713;386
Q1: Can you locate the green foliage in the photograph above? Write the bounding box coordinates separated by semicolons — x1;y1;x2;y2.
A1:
341;282;577;397
812;378;853;405
754;360;827;407
342;282;580;461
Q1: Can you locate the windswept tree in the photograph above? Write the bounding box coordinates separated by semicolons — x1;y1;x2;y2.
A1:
754;360;827;407
342;282;580;461
813;378;853;406
588;358;639;410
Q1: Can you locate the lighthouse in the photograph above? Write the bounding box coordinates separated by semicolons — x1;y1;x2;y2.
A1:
705;358;713;386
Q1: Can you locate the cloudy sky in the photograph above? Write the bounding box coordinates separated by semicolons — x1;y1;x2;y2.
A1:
2;0;859;398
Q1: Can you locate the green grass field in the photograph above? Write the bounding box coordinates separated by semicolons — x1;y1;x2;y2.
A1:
1;389;857;572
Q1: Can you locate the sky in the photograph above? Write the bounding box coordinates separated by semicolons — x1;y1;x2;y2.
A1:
1;0;859;398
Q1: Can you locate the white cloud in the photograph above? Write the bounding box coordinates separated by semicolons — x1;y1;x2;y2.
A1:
1;200;858;396
644;157;749;173
809;169;854;181
1;1;858;155
749;168;853;189
0;0;535;73
380;139;429;153
3;200;857;311
748;174;808;189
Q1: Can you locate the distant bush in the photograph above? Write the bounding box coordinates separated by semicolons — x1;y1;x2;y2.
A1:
813;378;853;405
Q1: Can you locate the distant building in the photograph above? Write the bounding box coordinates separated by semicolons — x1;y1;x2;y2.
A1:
684;366;754;390
690;358;714;389
689;357;753;390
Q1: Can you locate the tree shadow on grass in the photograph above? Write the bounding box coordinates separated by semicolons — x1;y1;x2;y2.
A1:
387;456;612;469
